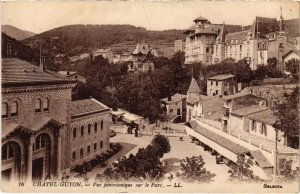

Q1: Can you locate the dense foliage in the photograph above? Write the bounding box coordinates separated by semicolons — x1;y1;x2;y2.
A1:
101;135;170;181
285;58;299;74
22;24;184;57
272;87;299;148
177;155;215;183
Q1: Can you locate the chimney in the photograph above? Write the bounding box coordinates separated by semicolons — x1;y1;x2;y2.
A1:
7;43;12;56
40;56;45;71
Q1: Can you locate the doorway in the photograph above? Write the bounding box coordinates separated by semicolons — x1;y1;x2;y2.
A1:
32;157;43;181
2;168;12;181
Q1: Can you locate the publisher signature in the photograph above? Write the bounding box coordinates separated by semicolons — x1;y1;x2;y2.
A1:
263;184;283;188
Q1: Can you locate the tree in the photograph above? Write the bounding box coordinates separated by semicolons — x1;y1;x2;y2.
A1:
177;155;215;183
285;58;299;74
228;155;261;182
272;87;299;148
102;135;170;181
151;134;171;158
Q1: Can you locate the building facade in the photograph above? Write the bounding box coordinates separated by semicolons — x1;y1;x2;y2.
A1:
174;40;185;53
207;74;237;96
1;56;111;182
69;99;110;169
160;93;187;121
128;43;157;73
184;16;221;64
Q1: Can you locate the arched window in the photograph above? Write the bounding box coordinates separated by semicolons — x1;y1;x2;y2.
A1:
262;123;267;137
2;144;14;160
94;122;98;132
88;124;91;134
2;102;8;118
11;101;18;117
81;126;84;136
43;98;49;111
35;99;42;113
101;120;104;130
73;128;77;138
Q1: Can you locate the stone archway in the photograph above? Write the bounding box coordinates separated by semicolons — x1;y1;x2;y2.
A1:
32;133;52;181
1;141;22;181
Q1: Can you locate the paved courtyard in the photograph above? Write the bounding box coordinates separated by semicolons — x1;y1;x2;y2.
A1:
109;133;230;183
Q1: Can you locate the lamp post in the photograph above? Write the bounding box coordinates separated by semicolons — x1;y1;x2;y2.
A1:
273;128;279;183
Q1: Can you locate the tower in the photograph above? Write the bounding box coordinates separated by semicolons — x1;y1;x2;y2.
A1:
279;6;284;31
187;78;201;102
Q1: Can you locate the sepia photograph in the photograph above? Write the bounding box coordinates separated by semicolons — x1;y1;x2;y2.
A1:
1;1;299;193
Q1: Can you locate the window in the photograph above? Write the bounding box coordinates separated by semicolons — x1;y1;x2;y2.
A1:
262;123;267;136
170;109;173;113
94;143;97;151
35;99;42;113
73;128;77;138
101;121;103;130
240;45;242;52
88;124;91;134
72;151;76;160
35;135;47;150
87;146;90;154
81;126;84;136
100;141;103;148
206;47;209;53
252;120;257;132
11;101;18;117
211;81;213;85
80;148;83;158
138;64;143;68
43;98;49;111
2;144;14;160
215;90;218;95
94;122;98;132
216;81;218;86
2;103;8;118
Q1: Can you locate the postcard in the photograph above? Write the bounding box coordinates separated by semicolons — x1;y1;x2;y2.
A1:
1;1;299;193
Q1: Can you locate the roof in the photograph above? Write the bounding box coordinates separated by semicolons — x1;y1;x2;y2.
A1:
223;92;251;100
231;105;269;117
250;150;273;168
111;108;143;122
251;17;279;38
70;98;110;118
247;109;277;125
193;16;209;22
207;74;235;80
282;50;300;59
58;71;77;76
189;120;250;155
132;43;150;55
160;93;187;104
216;24;243;43
187;78;201;93
29;117;64;131
2;58;74;87
225;30;250;44
2;118;63;139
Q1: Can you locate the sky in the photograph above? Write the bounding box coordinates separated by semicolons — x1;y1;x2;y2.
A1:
2;1;299;34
